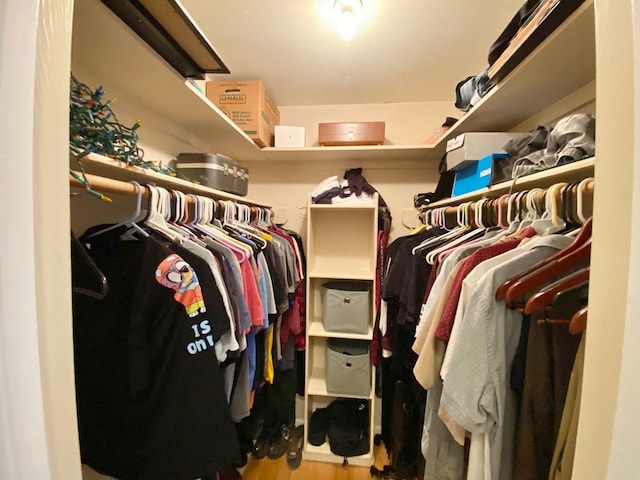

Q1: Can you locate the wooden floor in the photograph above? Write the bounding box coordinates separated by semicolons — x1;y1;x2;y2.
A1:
82;445;391;480
241;445;390;480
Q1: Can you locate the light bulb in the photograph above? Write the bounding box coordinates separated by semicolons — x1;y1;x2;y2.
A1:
334;0;362;41
338;7;358;40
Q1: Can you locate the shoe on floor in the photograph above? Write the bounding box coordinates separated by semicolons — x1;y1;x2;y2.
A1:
267;425;290;460
286;425;304;471
252;435;269;459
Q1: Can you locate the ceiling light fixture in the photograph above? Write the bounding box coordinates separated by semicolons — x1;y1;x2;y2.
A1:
334;0;363;41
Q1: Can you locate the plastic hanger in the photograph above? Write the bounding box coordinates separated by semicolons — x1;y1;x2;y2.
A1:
505;192;523;234
577;178;594;224
523;267;590;314
517;189;538;229
71;231;109;300
526;187;561;235
424;203;482;264
144;185;183;241
496;217;593;301
497;194;509;229
86;181;149;239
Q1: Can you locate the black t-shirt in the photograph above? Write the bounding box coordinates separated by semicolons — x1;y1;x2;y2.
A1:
170;240;232;342
383;228;446;326
73;230;240;479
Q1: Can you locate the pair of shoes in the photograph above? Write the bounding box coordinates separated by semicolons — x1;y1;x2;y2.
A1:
285;425;304;471
267;424;290;460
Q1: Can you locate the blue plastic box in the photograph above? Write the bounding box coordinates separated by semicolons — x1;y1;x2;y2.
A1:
452;153;509;197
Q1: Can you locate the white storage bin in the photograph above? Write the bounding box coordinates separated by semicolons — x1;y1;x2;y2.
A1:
321;281;370;335
326;339;371;397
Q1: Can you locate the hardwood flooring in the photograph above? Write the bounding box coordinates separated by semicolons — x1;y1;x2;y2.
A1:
241;445;390;480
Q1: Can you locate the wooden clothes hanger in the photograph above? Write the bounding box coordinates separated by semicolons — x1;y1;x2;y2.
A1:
523;266;590;314
503;235;591;307
569;306;588;334
495;217;593;301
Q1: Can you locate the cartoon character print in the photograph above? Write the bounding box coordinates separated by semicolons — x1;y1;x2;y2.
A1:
155;254;207;317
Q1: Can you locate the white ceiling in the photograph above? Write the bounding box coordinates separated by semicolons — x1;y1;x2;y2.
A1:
181;0;522;107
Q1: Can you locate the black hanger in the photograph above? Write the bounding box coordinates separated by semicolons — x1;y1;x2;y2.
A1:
71;231;108;300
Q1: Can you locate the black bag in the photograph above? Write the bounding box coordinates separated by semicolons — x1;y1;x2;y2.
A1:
328;399;370;458
309;398;370;458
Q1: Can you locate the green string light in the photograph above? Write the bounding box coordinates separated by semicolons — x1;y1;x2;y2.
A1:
69;73;175;176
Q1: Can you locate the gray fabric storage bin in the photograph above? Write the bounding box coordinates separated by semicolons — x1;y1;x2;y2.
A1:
321;281;370;335
326;339;371;397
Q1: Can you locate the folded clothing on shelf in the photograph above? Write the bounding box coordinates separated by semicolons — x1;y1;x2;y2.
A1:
490;113;595;184
311;168;388;208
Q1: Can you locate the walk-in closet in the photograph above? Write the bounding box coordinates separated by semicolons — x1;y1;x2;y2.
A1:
1;0;639;479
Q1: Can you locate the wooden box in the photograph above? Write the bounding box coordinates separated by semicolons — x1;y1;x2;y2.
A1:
318;122;385;146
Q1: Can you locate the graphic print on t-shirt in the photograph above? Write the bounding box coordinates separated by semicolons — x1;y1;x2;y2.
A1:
155;254;207;317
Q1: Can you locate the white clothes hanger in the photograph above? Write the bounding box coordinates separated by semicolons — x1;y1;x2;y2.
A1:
86;181;149;239
144;185;183;241
505;192;522;233
542;182;567;235
518;189;543;229
577;177;593;224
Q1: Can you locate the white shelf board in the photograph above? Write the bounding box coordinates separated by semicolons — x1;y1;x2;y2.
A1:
308;271;375;281
426;157;595;209
308;319;373;340
71;0;267;162
430;1;595;157
308;373;373;400
309;203;377;211
303;442;374;466
262;144;437;162
73;152;272;208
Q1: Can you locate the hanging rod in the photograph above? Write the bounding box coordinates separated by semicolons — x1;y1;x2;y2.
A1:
420;180;594;215
69;170;272;209
417;179;595;229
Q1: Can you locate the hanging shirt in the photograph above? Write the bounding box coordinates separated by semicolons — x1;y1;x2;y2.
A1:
73;230;240;479
439;234;573;480
173;241;239;362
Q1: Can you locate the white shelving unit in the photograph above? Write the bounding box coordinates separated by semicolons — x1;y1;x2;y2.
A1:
303;194;379;466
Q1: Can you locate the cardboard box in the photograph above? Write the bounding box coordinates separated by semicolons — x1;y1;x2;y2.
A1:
446;132;522;171
205;80;280;147
275;125;305;147
452;153;508;197
318;121;385;146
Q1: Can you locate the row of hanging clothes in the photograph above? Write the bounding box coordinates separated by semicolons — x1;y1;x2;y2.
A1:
376;179;592;480
71;180;306;480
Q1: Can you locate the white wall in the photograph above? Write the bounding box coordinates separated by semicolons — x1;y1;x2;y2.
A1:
572;0;636;478
247;160;439;242
0;0;81;478
0;2;51;478
605;0;640;478
280;101;459;146
34;1;83;477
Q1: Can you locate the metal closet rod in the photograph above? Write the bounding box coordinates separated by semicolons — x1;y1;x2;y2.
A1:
69;170;272;209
